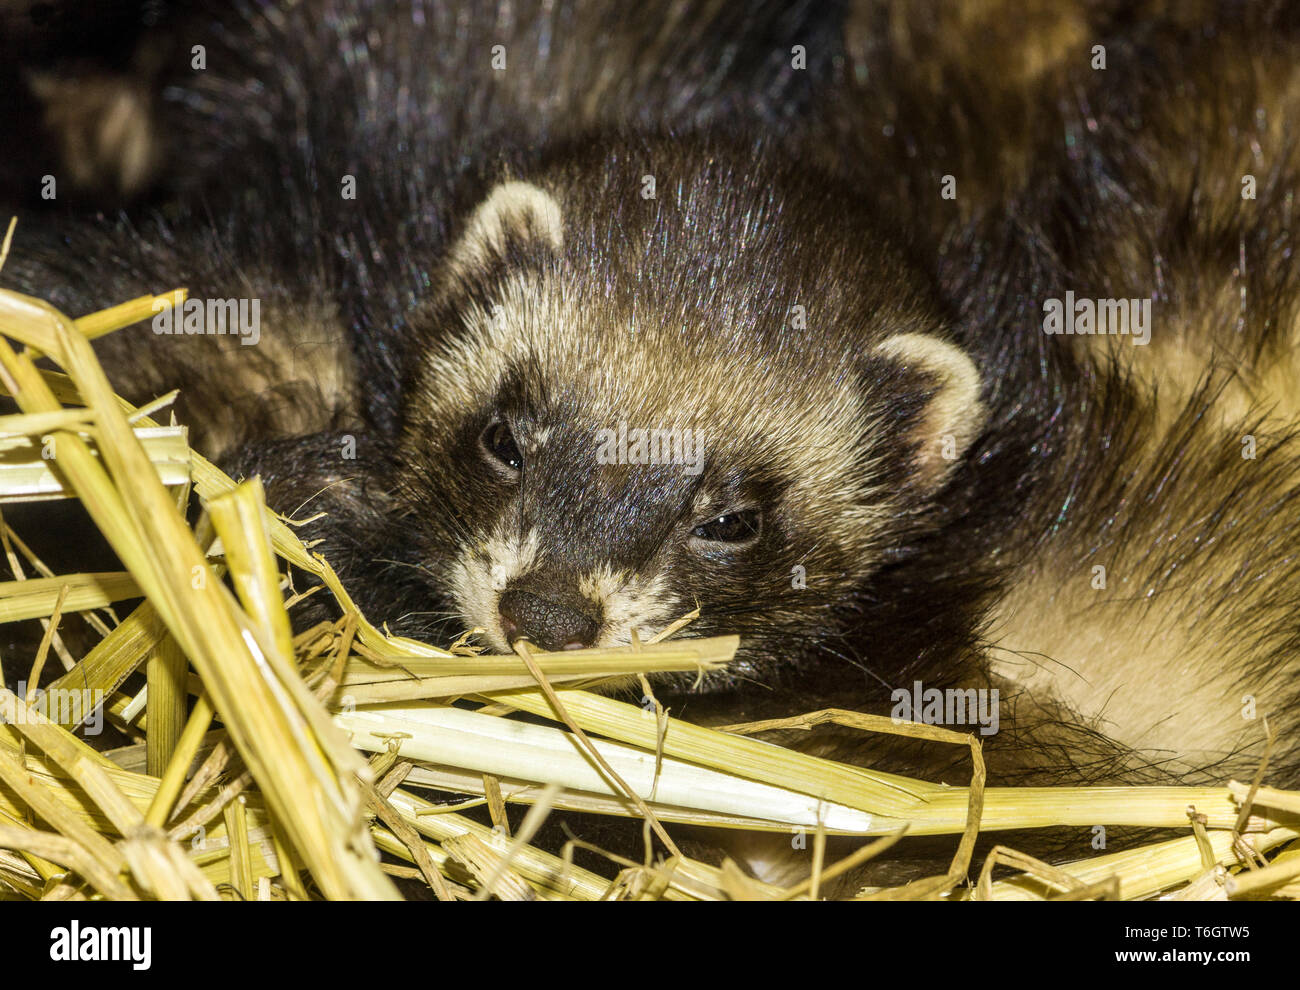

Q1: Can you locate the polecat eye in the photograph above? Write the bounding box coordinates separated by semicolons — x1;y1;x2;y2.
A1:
481;420;523;475
692;510;761;544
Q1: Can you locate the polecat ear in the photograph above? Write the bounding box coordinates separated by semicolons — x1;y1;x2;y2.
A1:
874;332;986;493
444;180;565;279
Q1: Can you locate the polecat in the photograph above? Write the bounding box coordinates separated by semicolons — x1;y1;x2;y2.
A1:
6;0;1300;888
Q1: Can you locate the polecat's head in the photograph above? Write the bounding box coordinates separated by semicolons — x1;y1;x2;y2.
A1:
393;141;986;681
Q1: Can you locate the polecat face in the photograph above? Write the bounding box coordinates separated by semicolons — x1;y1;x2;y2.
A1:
389;142;987;678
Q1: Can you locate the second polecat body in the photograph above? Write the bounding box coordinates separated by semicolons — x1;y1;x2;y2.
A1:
6;0;1300;887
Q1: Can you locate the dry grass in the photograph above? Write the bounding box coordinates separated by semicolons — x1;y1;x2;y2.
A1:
0;280;1297;901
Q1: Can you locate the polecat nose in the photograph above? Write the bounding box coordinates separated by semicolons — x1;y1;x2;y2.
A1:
498;589;599;651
